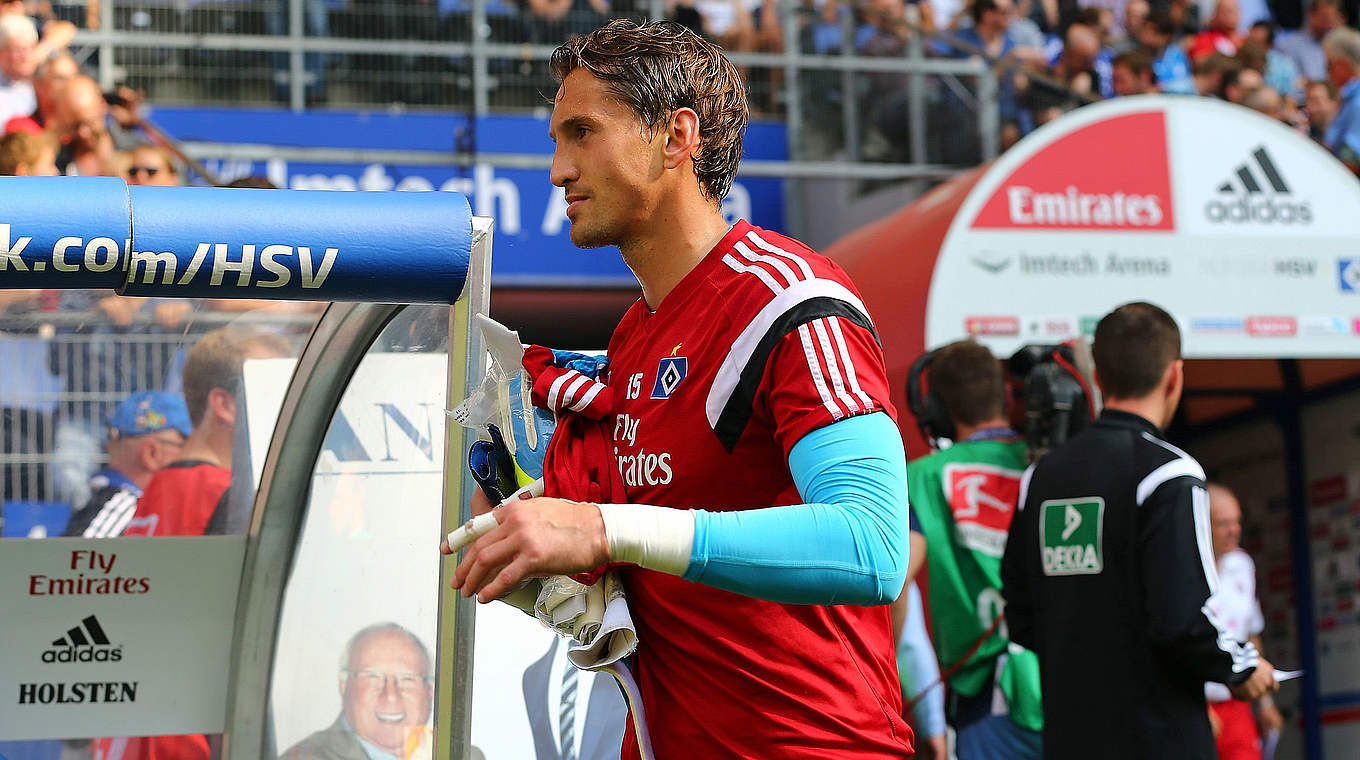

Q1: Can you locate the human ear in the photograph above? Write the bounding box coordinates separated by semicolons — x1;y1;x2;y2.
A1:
209;387;237;425
662;108;701;171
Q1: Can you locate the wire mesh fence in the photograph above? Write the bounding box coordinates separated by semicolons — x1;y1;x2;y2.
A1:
0;298;318;516
62;0;1000;167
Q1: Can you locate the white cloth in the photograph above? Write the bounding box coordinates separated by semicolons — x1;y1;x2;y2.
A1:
694;0;761;37
1205;549;1265;702
547;639;595;759
0;75;36;126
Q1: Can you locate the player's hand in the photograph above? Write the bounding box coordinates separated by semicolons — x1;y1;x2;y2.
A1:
439;485;494;555
1230;657;1279;702
921;733;947;760
450;496;609;602
1258;698;1284;735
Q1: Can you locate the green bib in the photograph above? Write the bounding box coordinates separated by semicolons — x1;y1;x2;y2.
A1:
907;440;1043;732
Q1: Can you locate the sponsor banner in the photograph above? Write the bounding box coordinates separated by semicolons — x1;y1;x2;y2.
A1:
964;315;1020;336
927;97;1360;358
152;106;787;288
1247;316;1298;337
1022;315;1079;340
0;537;245;740
971;111;1174;231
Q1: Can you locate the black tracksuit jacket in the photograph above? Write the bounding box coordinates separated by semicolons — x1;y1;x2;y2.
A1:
1002;410;1259;760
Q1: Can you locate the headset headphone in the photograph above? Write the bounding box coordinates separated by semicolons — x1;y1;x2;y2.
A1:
906;349;956;450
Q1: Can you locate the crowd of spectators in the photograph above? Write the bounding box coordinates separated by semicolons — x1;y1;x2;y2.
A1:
5;0;1360;168
800;0;1360;167
1;7;319;507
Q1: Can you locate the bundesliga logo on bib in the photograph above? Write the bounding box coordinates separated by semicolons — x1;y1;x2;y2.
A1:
1040;497;1104;576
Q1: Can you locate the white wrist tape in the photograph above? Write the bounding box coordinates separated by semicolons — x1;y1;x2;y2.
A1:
596;503;695;577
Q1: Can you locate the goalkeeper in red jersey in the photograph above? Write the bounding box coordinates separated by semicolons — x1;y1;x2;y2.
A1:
441;19;913;759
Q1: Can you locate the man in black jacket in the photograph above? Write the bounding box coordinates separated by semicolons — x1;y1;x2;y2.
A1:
1001;302;1278;760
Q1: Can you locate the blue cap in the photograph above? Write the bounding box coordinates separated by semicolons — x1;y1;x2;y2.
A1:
107;391;193;439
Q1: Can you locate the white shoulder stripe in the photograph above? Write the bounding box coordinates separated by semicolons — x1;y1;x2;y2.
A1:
705;278;870;429
746;230;815;280
811;318;860;413
826;317;874;409
1142;431;1195;461
722;253;784;295
798;323;844;420
734;239;800;289
1136;456;1206;506
1017;464;1036;511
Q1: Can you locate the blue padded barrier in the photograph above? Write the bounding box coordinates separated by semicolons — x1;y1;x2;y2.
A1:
0;178;474;304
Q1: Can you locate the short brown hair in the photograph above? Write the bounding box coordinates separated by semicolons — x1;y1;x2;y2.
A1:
928;340;1006;427
0;131;56;175
1113;49;1155;80
181;326;291;424
1092;302;1181;399
549;19;747;204
1307;78;1338;100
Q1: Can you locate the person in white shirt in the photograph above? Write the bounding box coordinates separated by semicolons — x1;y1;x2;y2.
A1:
0;12;38;126
1205;483;1285;760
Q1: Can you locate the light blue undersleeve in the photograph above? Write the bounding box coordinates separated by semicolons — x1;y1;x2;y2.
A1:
681;412;909;606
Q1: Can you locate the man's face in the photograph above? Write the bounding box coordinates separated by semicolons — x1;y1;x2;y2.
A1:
126;148;176;186
549;70;666;250
1112;63;1144;96
0;38;35;82
341;631;432;753
1327;51;1356;90
1311;4;1342;38
1209;488;1242;557
985;0;1013;31
1138;26;1170;51
1125;1;1149;35
1246;25;1269;49
1306;84;1336;126
146;430;186;470
1212;0;1239;33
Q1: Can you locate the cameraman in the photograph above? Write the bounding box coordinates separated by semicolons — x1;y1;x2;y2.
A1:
899;340;1042;760
1001;302;1277;760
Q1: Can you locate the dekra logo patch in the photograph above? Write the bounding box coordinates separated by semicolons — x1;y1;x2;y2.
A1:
1040;498;1104;576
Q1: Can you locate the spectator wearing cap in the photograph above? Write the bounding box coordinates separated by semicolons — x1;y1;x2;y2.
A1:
1323;26;1360;174
61;391;192;538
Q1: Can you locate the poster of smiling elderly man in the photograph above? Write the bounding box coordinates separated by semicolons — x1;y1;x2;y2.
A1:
280;623;437;760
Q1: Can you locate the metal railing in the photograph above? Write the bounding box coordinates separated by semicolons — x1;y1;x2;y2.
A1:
64;0;1003;176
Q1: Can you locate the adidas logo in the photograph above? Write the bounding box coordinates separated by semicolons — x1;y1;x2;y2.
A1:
41;615;123;663
1204;147;1312;225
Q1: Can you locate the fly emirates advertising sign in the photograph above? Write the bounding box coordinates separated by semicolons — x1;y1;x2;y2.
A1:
925;97;1360;358
0;536;245;740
